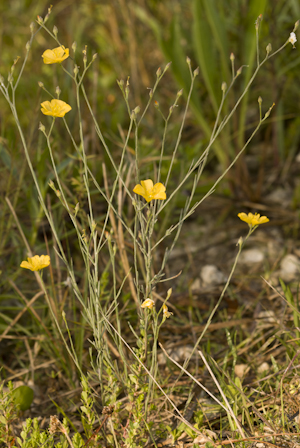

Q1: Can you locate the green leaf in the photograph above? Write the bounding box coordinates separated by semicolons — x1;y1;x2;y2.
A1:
12;385;34;411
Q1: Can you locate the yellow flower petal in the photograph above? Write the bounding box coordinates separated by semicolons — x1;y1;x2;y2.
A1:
42;46;69;64
20;255;50;271
41;99;72;117
163;303;173;318
133;179;166;202
238;212;269;227
141;298;155;309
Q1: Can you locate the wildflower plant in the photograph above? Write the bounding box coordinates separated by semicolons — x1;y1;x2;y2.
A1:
0;5;298;446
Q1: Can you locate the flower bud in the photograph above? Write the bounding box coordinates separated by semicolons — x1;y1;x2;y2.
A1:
193;67;199;77
26;41;31;52
72;41;77;53
38;81;44;88
266;43;272;55
221;82;227;92
39;122;46;133
30;22;35;33
36;16;43;25
258;96;262;105
230;52;235;61
53;26;58;37
156;67;162;77
163;62;172;73
55;86;61;98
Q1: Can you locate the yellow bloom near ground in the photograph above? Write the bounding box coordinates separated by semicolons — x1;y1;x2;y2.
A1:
133;179;166;202
41;99;72;117
141;298;155;309
42;46;69;64
238;212;269;227
20;255;50;271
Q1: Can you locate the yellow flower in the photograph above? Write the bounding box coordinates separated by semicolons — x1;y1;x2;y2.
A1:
41;99;72;117
141;298;155;309
20;255;50;271
42;46;69;64
238;212;269;227
163;304;173;319
133;179;166;203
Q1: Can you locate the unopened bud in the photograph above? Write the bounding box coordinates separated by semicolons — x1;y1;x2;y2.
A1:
294;20;299;32
163;62;172;73
48;179;55;189
156;67;162;77
221;82;227;92
36;15;43;25
186;56;191;67
55;86;61;98
38;122;46;133
38;81;44;88
72;41;77;53
258;96;262;105
26;41;31;52
266;43;272;55
193;67;199;77
53;26;58;37
177;89;183;98
237;236;243;247
132;105;140;116
236;67;243;76
230;52;235;61
148;88;153;98
154;100;160;109
30;22;35;34
74;66;79;76
92;53;98;61
264;103;275;119
166;288;172;300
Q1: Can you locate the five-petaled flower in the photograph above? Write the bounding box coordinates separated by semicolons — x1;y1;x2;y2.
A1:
163;303;173;319
133;179;166;203
42;46;69;64
20;255;50;271
41;99;72;117
141;298;155;309
289;32;297;47
238;212;269;228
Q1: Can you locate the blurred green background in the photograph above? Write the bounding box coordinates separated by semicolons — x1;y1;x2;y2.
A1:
1;0;300;376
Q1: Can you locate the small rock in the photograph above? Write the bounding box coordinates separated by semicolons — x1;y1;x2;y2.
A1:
280;254;300;282
239;248;264;264
193;429;217;445
257;362;270;374
256;310;277;324
265;186;292;207
157;345;194;365
235;364;250;378
200;265;226;286
190;278;201;292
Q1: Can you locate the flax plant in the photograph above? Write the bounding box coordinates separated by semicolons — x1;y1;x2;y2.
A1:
0;6;298;445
